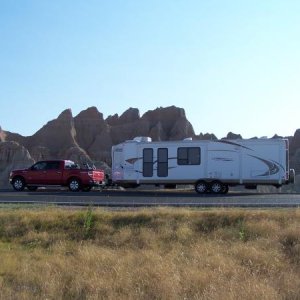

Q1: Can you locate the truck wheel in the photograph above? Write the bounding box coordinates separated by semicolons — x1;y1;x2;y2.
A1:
12;177;25;191
210;181;223;194
195;180;208;194
68;178;81;192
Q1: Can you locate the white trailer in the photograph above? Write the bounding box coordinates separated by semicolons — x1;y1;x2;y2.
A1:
111;137;295;194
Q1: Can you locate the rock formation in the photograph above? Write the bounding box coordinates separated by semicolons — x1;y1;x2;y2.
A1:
74;106;112;162
224;132;243;140
26;109;78;157
290;129;300;156
0;126;6;142
0;141;34;187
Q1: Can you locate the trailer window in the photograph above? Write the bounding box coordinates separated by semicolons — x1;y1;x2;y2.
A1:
177;147;200;165
143;148;153;177
158;148;168;177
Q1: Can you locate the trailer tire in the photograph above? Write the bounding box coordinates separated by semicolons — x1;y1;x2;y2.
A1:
68;178;81;192
210;181;223;194
195;180;208;194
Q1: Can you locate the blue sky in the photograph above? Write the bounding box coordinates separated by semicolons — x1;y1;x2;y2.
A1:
0;0;299;139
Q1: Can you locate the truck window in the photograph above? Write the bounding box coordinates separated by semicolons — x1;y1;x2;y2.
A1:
143;148;153;177
32;162;47;170
45;161;60;170
158;148;168;177
177;147;200;165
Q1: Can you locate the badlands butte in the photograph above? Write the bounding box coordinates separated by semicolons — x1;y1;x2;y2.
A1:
1;105;300;189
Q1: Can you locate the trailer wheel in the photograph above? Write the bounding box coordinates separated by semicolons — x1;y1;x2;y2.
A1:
210;181;223;194
195;180;208;194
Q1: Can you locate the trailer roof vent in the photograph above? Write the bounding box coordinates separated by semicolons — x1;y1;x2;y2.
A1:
133;137;152;142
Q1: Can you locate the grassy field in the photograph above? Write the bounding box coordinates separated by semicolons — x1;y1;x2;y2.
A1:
0;206;299;299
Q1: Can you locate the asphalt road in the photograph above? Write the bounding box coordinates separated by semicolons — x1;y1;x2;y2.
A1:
0;188;300;208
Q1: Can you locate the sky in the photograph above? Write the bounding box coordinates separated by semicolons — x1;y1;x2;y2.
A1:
0;0;300;139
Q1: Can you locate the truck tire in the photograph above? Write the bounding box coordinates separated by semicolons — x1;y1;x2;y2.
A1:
210;181;223;194
12;177;25;191
195;180;208;194
68;178;81;192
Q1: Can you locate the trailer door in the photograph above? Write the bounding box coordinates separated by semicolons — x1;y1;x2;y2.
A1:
123;143;140;181
112;146;124;181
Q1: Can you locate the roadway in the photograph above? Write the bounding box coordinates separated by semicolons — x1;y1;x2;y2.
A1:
0;188;300;208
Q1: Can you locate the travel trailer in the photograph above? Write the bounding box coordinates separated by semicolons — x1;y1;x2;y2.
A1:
111;137;295;194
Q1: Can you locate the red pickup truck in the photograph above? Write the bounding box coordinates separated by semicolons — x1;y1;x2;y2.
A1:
9;160;105;192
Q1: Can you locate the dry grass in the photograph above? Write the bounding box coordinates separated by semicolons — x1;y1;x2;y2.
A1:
0;207;300;299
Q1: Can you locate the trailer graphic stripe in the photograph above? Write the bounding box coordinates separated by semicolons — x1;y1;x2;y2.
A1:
125;158;140;164
217;141;253;151
248;155;280;176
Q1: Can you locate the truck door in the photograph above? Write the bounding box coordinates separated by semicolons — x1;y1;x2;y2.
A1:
26;161;48;184
45;161;63;184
